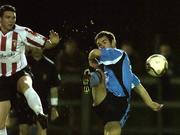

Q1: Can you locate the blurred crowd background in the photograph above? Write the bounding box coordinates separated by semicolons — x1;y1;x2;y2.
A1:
1;0;180;135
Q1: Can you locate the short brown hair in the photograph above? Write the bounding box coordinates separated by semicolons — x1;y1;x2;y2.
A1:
0;5;16;17
94;31;116;44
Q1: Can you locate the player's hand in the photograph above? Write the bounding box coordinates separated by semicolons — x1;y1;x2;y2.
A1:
50;107;59;121
49;30;61;45
149;101;164;111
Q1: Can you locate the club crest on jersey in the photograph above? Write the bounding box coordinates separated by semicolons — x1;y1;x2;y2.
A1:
12;40;17;50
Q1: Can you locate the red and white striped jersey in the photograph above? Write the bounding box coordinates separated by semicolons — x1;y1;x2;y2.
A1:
0;24;47;77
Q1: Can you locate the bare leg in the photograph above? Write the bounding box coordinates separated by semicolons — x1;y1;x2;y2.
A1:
17;75;43;115
36;122;47;135
104;121;121;135
19;124;30;135
0;100;11;135
17;75;47;129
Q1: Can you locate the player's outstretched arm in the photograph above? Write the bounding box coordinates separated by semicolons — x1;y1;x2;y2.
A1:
44;30;61;49
134;84;164;111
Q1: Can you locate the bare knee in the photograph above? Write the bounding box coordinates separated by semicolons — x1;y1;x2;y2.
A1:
0;123;5;130
19;124;30;135
104;121;121;135
37;122;47;135
17;75;32;93
0;101;11;129
0;117;6;129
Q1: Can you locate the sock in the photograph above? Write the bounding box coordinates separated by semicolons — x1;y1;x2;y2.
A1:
24;87;44;115
0;128;7;135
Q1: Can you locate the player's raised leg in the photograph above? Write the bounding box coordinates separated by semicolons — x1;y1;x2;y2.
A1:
0;100;11;135
17;75;47;129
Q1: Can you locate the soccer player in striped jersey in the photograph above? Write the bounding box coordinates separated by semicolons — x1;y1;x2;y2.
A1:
0;5;60;135
87;31;164;135
10;47;60;135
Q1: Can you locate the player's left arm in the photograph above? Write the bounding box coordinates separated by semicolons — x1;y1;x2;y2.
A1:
49;64;61;121
133;84;164;111
50;87;59;121
130;53;164;111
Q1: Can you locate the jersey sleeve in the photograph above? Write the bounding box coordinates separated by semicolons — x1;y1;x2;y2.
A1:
131;74;141;88
124;52;141;88
24;28;47;48
124;52;141;89
90;72;101;87
99;48;123;65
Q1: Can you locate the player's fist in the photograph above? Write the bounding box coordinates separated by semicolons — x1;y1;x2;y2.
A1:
89;59;99;69
149;101;164;111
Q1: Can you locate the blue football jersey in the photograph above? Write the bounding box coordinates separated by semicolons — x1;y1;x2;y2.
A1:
98;48;140;97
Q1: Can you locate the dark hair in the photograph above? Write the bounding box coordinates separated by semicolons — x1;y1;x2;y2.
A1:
94;31;116;44
0;5;16;17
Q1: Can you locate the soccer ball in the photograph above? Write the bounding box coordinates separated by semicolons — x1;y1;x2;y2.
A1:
145;54;168;77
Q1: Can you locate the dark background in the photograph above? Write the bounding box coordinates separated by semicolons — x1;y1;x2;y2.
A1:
1;0;180;58
1;1;180;135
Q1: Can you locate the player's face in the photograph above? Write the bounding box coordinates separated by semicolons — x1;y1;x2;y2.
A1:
0;11;16;33
96;36;112;49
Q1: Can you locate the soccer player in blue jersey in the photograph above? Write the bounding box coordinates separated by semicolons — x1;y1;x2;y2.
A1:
87;31;164;135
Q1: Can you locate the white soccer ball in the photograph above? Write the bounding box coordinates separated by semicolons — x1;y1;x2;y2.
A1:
145;54;168;77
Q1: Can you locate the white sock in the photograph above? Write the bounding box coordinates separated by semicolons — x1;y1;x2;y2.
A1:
0;128;7;135
24;87;44;115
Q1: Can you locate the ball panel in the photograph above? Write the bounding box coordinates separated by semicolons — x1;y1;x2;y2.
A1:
145;54;168;77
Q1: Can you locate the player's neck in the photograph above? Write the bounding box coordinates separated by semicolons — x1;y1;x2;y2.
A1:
0;27;9;35
0;24;15;35
0;26;12;35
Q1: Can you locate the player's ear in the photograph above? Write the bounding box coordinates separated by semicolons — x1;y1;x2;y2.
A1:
111;39;116;48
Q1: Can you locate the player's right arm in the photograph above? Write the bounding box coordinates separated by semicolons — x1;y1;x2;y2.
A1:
44;30;60;49
22;27;60;49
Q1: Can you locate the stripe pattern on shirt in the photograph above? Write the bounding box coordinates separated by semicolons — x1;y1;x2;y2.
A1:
0;25;46;77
